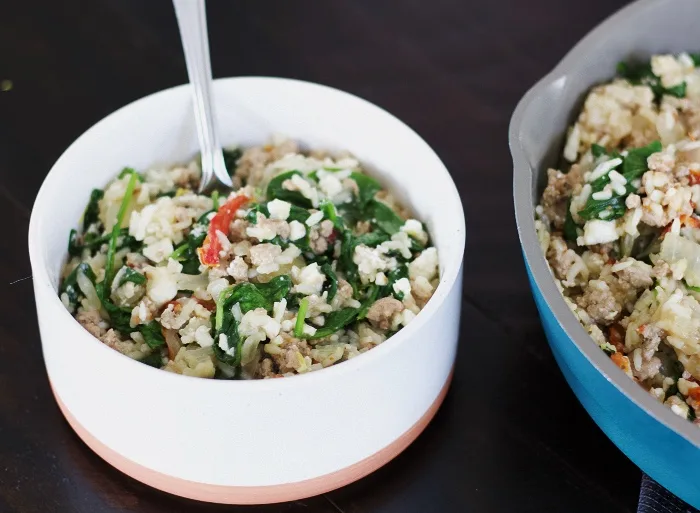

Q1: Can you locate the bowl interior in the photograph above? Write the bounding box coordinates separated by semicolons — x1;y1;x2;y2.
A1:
29;76;465;376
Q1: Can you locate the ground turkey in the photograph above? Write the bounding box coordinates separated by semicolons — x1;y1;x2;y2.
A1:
366;297;404;330
576;280;622;325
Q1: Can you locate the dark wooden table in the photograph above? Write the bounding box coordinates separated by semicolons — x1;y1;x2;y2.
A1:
0;1;644;511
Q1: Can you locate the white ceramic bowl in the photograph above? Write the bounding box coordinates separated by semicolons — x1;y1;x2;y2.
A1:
28;77;465;504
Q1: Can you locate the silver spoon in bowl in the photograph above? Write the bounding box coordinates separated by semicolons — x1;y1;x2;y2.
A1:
173;0;233;192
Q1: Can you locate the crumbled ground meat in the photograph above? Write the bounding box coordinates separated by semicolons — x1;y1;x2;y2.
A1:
546;235;588;287
265;334;312;374
652;260;672;279
354;220;371;235
639;324;665;360
309;221;335;254
229;219;249;242
614;258;653;289
366;297;404;330
76;309;107;338
234;140;299;188
576;279;622;325
541;167;580;229
249;243;282;267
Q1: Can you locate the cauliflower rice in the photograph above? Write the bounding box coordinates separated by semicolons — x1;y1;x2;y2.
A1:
537;53;700;423
60;138;439;379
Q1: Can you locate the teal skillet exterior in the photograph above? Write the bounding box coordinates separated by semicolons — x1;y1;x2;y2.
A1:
526;262;699;506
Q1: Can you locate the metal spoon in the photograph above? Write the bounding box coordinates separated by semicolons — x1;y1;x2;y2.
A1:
173;0;232;192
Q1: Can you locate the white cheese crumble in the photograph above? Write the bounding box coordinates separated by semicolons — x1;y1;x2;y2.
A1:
577;219;619;246
292;263;326;295
375;272;388;286
218;333;235;356
408;247;438;281
143;238;174;264
393;277;412;297
267;199;291;220
318;172;344;198
306;211;324;227
144;266;178;305
289;220;306;241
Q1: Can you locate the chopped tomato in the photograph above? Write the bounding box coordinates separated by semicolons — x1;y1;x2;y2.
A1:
327;229;338;246
690;171;700;185
609;325;625;353
610;352;630;374
198;194;249;266
689;388;700;402
681;214;700;229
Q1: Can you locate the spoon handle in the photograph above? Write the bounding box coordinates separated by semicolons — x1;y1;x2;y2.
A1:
173;0;232;191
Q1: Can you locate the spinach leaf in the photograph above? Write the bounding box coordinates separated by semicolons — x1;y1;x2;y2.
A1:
563;199;579;242
266;170;312;207
223;148;242;174
68;229;81;257
321;263;338;301
307;307;358;340
621;140;662;181
350;172;381;209
578;194;628;221
591;144;607;158
116;267;146;288
172;210;212;274
338;230;359;290
295;297;309;338
100;300;133;335
287;204;311;224
320;200;344;231
357;285;379;320
355;231;390;247
381;265;409;300
369;200;403;235
139;351;164;368
218;276;292;316
578;141;659;221
213;290;242;367
104;171;139;288
118;167;144;182
255;275;293;306
212;328;241;367
138;321;165;349
691;54;700;67
60;262;94;309
617;60;687;100
82;188;104;232
245;203;269;224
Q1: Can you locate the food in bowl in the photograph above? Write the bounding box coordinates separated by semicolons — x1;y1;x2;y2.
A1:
535;53;700;423
59;138;439;379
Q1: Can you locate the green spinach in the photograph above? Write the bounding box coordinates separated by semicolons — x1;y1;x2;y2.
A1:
321;263;338;302
266;170;312;207
82;188;104;231
307;307;358;340
116;267;146;288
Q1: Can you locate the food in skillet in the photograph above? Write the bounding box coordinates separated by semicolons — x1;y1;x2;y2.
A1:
536;53;700;423
60;139;439;379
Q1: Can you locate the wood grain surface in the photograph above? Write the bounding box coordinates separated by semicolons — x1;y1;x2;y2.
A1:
0;0;642;511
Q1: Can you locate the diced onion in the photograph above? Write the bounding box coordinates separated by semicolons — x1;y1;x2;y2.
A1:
660;233;700;286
